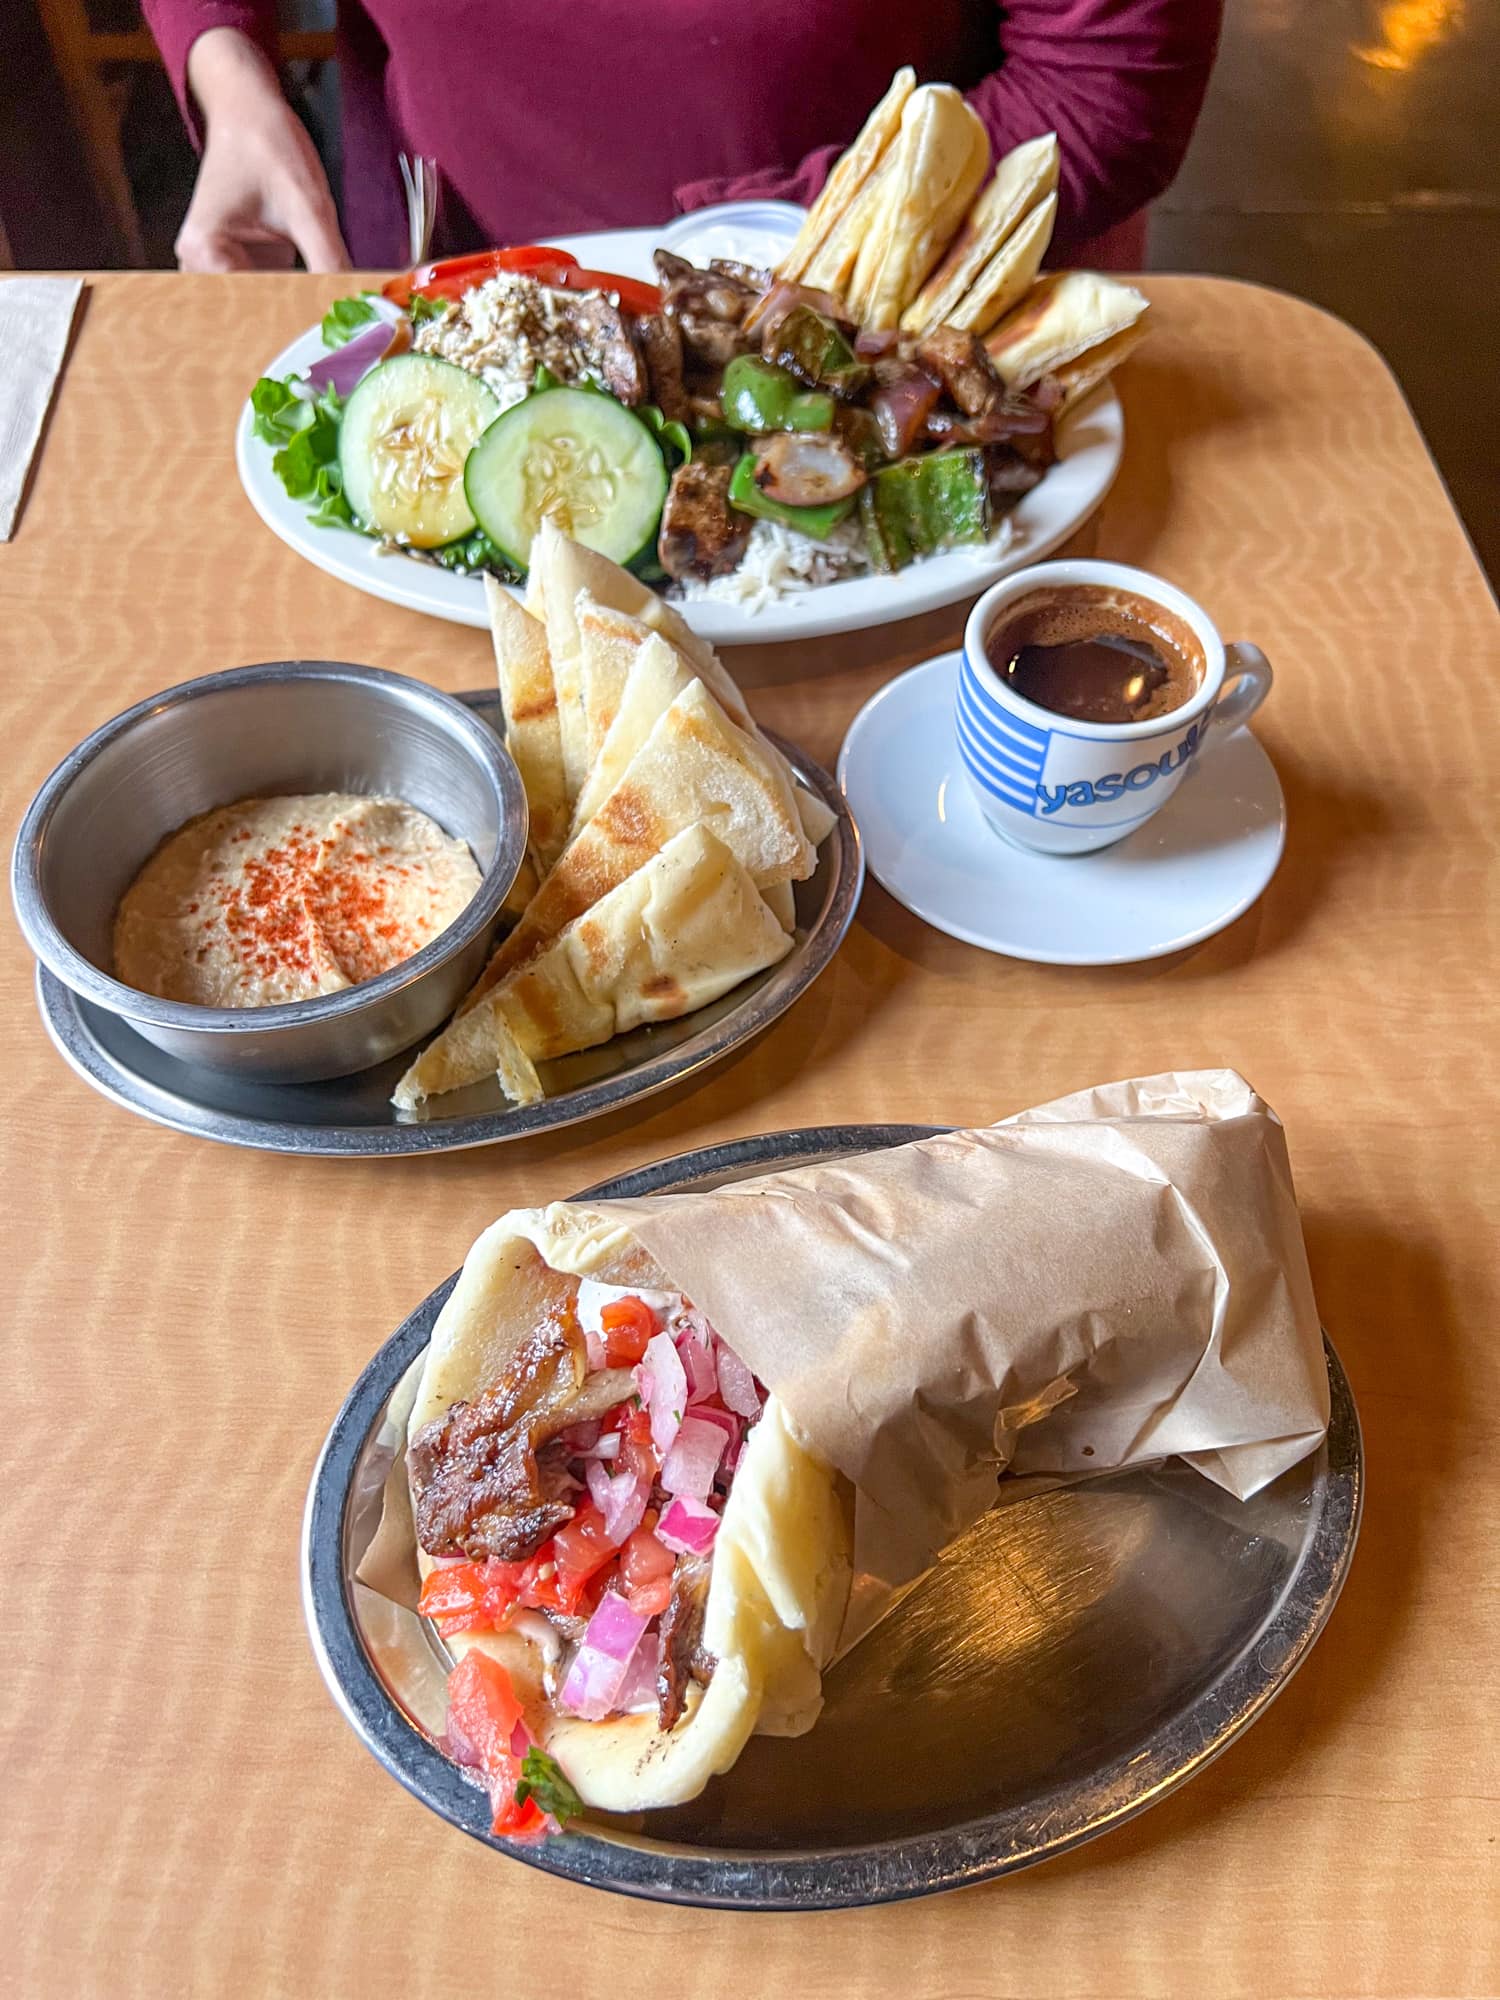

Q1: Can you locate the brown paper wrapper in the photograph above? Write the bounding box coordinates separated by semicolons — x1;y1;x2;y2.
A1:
361;1071;1329;1655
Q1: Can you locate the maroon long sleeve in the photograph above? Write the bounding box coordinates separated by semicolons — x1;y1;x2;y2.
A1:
143;0;1219;269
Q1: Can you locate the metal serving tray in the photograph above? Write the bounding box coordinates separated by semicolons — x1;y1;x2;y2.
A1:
301;1126;1362;1910
34;702;860;1157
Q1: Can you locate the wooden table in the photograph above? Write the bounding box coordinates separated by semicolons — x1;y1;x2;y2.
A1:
2;275;1496;2000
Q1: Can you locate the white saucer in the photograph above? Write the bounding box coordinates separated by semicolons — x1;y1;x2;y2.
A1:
837;653;1286;965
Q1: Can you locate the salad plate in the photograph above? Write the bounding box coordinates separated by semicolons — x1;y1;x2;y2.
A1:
302;1124;1363;1910
235;212;1124;648
33;699;860;1156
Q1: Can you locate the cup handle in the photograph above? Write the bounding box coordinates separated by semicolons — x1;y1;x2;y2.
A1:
1212;642;1273;733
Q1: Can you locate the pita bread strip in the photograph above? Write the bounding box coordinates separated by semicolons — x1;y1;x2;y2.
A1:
801;148;899;303
944;189;1058;335
778;66;915;284
859;90;991;329
1053;320;1150;413
900;131;1059;335
984;270;1149;390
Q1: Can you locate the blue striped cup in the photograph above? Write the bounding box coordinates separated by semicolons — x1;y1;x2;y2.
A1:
958;560;1273;856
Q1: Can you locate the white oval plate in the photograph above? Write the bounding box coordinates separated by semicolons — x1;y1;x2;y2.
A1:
235;211;1124;646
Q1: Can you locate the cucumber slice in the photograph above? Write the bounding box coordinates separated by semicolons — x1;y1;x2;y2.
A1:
340;354;500;547
464;388;667;571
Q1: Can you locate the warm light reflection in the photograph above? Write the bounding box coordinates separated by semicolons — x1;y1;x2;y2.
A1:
1354;0;1463;71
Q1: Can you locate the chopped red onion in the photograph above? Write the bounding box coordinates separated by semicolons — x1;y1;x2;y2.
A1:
637;1332;687;1457
509;1719;531;1760
577;1431;621;1461
661;1415;727;1501
715;1344;761;1418
688;1404;739;1462
306;316;400;398
559;1594;651;1720
656;1495;720;1557
677;1328;718;1404
586;1461;650;1544
584;1329;607;1372
613;1633;663;1715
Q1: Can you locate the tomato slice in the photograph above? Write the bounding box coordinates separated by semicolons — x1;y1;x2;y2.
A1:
382;244;579;307
601;1294;657;1366
551;264;662;318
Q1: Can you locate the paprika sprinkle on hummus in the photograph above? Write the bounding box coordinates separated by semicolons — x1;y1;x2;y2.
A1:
113;794;482;1008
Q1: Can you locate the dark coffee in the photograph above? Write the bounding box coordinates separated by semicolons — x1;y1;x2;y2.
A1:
989;588;1204;726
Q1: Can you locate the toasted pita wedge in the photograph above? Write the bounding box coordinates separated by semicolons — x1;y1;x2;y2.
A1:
393;824;793;1108
779;67;915;285
900;133;1059;335
469;678;816;1000
525;522;601;804
984;271;1149;391
1053;323;1150;413
528;527;835;854
575;593;650;766
802;149;899;304
945;190;1057;335
762;878;797;933
529;514;718;675
483;576;569;873
570;628;698;835
856;88;990;329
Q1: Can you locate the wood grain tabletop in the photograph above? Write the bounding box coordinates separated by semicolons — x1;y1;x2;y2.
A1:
1;273;1496;2000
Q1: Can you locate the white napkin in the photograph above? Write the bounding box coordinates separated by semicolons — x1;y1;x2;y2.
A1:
0;277;83;541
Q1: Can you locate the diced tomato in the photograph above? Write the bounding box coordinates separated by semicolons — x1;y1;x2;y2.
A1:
382;244;579;306
490;1779;550;1842
419;1558;532;1636
550;1499;619;1611
446;1652;525;1774
619;1406;660;1485
620;1526;675;1617
600;1294;657;1366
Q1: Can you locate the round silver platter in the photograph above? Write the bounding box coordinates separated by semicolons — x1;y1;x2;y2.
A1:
302;1125;1363;1910
33;702;860;1156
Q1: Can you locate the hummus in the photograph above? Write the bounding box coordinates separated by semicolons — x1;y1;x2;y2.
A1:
113;793;482;1008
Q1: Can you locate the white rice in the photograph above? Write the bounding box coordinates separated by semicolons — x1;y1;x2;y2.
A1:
674;516;870;611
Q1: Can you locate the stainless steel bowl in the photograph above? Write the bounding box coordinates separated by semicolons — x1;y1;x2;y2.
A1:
11;662;528;1085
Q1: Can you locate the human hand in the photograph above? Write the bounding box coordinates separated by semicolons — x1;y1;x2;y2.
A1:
176;28;350;272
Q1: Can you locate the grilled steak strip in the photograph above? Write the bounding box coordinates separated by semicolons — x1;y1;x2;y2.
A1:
409;1311;633;1561
658;461;753;581
657;1556;715;1731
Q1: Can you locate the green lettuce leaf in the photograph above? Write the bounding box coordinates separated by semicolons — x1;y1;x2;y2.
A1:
253;377;358;532
320;293;381;348
408;292;448;330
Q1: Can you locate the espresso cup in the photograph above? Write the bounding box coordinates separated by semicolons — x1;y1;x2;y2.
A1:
957;560;1273;857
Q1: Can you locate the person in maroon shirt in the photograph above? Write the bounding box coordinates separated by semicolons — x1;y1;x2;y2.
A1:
143;0;1221;276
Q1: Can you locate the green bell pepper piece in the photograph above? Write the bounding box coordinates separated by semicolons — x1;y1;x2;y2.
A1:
722;356;835;434
728;452;855;541
765;307;870;401
859;448;992;572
